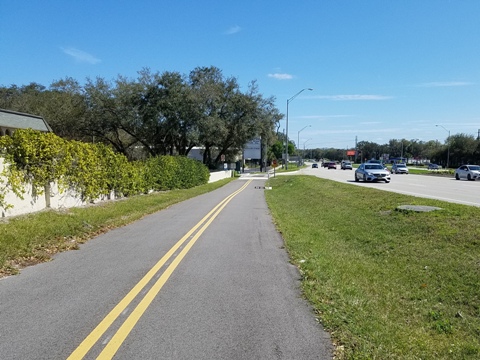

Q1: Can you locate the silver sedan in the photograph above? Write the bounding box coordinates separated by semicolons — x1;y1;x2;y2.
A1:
355;163;391;183
454;164;480;181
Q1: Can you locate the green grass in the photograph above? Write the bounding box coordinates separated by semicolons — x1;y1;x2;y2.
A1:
3;173;478;359
398;167;454;176
271;163;304;173
265;175;480;360
0;178;234;277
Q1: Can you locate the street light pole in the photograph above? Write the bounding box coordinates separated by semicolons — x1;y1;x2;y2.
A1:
297;125;311;164
436;124;450;169
285;88;313;170
303;138;312;161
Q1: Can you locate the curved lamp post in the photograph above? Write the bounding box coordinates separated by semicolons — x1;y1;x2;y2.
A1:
303;138;312;161
297;125;311;164
285;88;313;169
435;124;450;169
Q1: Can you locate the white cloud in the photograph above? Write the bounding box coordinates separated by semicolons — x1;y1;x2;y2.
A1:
62;47;101;64
267;73;294;80
299;115;352;120
418;81;473;87
314;94;393;101
318;127;399;135
225;25;241;35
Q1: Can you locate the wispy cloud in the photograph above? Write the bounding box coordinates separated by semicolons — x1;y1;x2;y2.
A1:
62;47;101;64
299;115;352;119
417;81;473;87
359;121;382;125
225;25;242;35
267;73;294;80
314;94;393;101
319;127;399;135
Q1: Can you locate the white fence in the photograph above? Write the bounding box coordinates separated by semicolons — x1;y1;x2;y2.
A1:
1;158;232;218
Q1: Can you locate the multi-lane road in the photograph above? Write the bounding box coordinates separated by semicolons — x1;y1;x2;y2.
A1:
298;164;480;207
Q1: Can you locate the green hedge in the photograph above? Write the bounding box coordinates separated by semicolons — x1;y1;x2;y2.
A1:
0;129;209;209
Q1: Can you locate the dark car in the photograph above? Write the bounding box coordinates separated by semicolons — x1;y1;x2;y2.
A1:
428;163;440;170
326;161;337;169
312;163;318;168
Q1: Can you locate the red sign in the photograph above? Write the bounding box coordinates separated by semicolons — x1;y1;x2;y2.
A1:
346;150;356;156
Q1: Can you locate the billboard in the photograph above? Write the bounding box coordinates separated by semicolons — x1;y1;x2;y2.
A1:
244;138;261;159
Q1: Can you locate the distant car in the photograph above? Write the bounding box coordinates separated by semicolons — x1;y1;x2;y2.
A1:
428;163;440;170
341;161;353;170
454;165;480;181
391;163;408;174
326;161;337;169
355;163;391;183
312;163;318;168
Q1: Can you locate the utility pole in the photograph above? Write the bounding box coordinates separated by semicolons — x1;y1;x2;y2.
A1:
354;136;358;163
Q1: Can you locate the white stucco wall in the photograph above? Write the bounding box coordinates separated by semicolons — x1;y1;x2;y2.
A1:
208;170;232;183
1;157;232;218
0;157;91;218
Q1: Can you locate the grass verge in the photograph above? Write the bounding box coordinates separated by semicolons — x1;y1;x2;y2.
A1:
265;175;479;359
405;168;453;176
0;178;234;277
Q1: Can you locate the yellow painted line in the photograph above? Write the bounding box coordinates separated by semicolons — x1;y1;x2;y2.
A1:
67;180;251;359
97;184;244;358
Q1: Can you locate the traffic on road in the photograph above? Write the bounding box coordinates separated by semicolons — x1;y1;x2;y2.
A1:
302;162;480;207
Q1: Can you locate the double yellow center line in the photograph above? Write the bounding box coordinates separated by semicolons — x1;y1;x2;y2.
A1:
68;180;252;359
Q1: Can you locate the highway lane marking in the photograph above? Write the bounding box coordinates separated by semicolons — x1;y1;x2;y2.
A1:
67;180;252;359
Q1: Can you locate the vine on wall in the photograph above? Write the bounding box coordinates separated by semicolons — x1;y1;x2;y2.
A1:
0;129;210;210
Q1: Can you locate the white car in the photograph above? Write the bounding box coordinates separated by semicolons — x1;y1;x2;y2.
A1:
454;165;480;181
355;163;391;183
391;163;408;174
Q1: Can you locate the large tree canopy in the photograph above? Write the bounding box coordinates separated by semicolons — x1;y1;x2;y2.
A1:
0;66;282;166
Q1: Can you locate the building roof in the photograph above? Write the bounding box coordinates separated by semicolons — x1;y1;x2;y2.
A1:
0;109;52;132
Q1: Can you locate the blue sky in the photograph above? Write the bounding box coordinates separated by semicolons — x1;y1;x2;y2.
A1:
1;0;479;149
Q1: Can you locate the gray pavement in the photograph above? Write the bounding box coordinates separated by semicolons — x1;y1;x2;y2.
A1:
0;179;333;359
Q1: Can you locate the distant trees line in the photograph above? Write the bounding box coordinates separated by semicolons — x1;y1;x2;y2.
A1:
304;137;480;168
0;66;282;168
